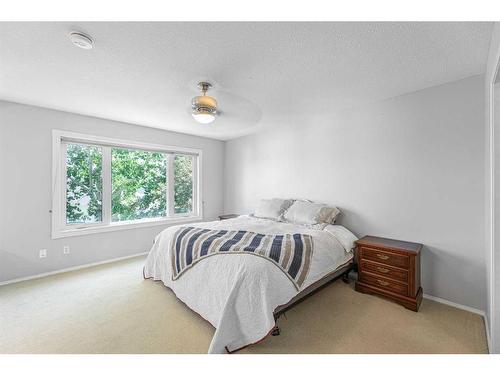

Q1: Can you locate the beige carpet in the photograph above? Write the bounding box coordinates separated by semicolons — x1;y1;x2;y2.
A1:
0;256;488;354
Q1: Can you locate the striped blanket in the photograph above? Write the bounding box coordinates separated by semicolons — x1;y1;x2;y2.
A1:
171;226;314;290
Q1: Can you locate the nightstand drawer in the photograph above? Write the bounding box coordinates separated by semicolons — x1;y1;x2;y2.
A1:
359;272;408;296
360;259;408;282
359;246;409;269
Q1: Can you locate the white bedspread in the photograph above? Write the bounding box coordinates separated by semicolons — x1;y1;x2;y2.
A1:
143;215;354;353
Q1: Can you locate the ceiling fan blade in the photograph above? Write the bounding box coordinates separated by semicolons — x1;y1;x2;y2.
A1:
216;90;262;121
186;83;262;133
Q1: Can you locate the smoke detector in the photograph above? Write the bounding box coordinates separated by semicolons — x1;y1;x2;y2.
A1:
68;32;94;50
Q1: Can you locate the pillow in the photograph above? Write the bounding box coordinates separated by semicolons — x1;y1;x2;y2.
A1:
253;198;293;220
283;200;340;225
323;224;358;252
317;205;341;224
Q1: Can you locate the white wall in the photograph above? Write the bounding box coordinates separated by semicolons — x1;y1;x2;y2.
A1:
485;22;500;353
0;101;225;282
492;85;500;353
225;75;486;311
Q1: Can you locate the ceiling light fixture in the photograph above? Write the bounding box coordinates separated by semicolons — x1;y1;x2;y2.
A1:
191;82;217;124
68;31;94;50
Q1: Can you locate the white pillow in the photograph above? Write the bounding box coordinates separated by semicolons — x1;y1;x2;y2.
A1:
323;224;358;252
254;198;293;220
283;200;340;225
317;205;341;224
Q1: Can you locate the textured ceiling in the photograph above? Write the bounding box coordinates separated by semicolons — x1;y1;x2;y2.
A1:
0;22;493;140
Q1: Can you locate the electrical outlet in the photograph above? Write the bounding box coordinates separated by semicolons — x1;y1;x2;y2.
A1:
63;245;70;255
39;249;47;258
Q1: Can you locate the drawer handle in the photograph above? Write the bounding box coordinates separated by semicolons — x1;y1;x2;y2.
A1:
377;280;389;286
376;254;389;260
377;267;389;273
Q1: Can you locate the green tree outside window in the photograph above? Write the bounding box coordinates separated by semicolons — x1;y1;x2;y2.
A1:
174;155;193;214
111;148;167;221
65;143;195;224
66;143;103;224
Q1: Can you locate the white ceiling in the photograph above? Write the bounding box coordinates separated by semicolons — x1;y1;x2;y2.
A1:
0;22;493;140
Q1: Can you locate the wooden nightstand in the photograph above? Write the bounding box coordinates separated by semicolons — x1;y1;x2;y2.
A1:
218;214;239;220
355;235;423;311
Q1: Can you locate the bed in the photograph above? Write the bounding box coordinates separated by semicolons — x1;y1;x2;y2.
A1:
143;214;355;353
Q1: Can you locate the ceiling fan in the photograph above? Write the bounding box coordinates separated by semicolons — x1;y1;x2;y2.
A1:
189;81;262;127
191;82;217;124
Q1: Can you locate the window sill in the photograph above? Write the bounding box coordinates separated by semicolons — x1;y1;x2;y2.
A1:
51;215;203;239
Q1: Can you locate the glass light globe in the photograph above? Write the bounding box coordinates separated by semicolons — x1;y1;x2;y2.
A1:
192;111;216;124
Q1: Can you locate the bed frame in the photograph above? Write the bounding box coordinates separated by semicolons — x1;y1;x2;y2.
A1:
271;260;354;336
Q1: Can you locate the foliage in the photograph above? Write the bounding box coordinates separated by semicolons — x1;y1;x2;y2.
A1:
174;155;193;214
66;143;103;224
111;148;167;221
66;144;194;224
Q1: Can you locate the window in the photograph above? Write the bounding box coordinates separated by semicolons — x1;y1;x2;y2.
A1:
52;130;202;238
65;143;103;224
174;154;193;214
111;148;167;222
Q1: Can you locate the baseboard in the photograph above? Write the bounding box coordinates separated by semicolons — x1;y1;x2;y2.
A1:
423;293;490;354
0;251;149;287
483;313;492;354
423;293;485;316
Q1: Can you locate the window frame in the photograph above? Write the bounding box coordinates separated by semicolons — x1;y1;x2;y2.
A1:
52;130;203;239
